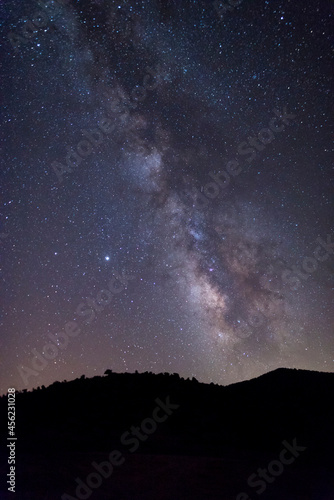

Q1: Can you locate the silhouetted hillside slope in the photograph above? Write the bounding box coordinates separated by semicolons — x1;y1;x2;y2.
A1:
1;368;333;499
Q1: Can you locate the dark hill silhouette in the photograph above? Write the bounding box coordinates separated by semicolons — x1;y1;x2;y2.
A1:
0;368;333;499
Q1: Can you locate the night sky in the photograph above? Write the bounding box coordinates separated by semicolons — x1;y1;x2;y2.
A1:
1;0;333;394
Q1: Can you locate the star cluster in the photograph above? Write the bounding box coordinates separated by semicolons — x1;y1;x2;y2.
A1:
1;0;333;393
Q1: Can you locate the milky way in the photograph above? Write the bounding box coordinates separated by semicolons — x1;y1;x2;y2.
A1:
1;0;333;392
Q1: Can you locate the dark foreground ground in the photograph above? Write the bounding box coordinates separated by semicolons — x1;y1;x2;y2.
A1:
1;368;333;499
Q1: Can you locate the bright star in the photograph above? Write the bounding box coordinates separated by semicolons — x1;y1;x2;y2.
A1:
105;256;110;261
